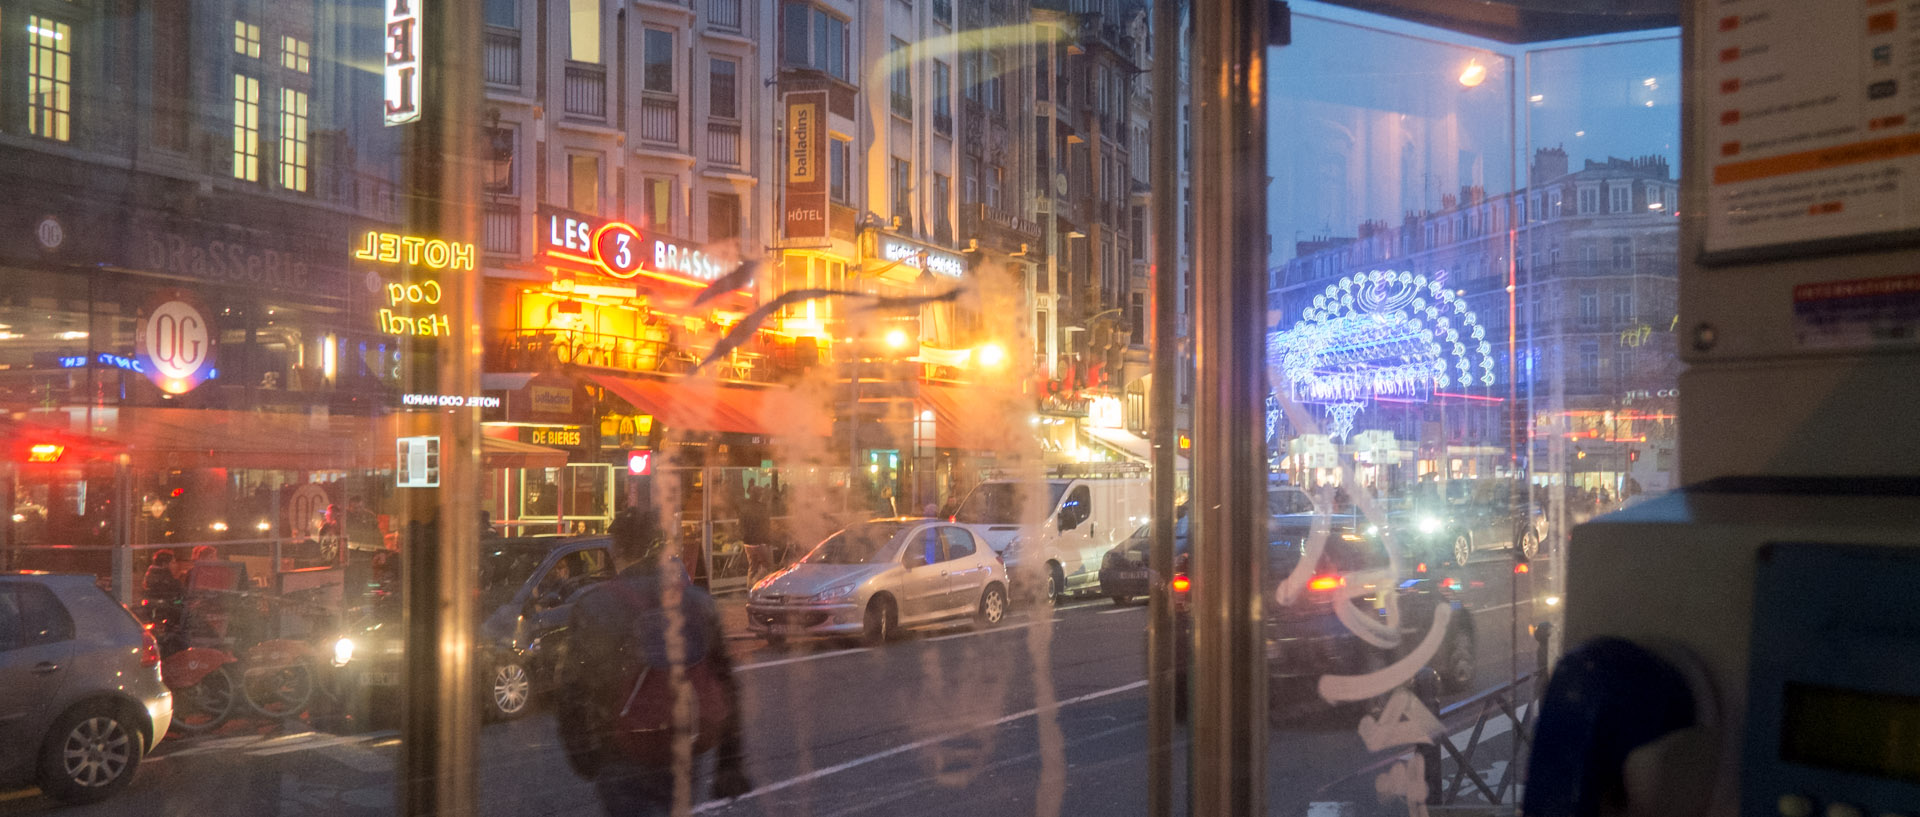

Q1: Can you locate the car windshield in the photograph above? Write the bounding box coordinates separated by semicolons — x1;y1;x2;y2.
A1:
804;524;912;564
479;545;550;610
952;481;1068;525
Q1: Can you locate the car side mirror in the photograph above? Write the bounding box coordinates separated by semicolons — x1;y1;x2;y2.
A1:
906;551;929;568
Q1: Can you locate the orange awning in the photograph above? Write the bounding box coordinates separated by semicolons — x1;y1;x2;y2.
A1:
590;375;828;439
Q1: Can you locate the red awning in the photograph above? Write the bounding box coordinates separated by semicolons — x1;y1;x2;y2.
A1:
920;383;1031;453
590;375;828;439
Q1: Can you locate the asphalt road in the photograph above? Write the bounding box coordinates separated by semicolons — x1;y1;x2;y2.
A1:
1;554;1551;817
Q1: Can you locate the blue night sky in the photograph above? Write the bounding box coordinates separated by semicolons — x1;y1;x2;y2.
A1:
1265;1;1681;267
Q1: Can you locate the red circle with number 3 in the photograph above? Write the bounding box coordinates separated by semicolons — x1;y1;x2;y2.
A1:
591;222;643;278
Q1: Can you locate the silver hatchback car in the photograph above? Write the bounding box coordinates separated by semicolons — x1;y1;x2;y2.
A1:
0;573;171;803
747;519;1009;645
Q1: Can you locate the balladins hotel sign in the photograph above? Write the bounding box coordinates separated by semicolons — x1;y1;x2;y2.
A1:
384;0;421;125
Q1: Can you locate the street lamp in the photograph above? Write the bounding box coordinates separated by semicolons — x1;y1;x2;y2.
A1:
976;342;1007;369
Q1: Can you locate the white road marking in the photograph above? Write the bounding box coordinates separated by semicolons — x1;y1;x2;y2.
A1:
1097;605;1145;615
736;647;871;672
694;679;1149;812
250;734;369;756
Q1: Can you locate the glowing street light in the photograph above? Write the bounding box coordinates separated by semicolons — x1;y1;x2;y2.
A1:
976;342;1007;369
885;328;910;349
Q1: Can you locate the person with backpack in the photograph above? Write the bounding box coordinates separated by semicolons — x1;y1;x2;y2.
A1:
556;507;751;816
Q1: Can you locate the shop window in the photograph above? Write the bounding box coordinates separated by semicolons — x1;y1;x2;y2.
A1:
27;16;73;142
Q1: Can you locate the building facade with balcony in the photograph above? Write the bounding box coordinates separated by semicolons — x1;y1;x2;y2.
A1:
1030;0;1147;465
1268;148;1681;496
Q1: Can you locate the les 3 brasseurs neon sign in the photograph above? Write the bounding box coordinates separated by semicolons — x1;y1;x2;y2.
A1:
541;210;728;287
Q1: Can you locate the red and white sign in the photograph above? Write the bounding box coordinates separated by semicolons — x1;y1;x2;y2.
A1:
383;0;421;125
627;450;653;476
137;289;217;395
538;206;731;287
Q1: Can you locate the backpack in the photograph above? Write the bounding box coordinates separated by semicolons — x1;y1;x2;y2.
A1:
604;579;734;767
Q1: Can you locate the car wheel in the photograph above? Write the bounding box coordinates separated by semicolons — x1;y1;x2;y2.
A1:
1519;528;1540;559
862;596;897;645
1438;623;1477;694
977;584;1008;628
1451;533;1473;567
487;661;533;722
1045;563;1067;606
38;703;143;804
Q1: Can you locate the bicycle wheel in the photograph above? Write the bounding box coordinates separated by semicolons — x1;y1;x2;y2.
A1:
243;660;316;719
171;664;238;735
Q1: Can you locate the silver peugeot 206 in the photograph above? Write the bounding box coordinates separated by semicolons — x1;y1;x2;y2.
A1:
746;518;1009;646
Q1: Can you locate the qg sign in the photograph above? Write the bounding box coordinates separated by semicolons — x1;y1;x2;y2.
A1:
137;289;217;395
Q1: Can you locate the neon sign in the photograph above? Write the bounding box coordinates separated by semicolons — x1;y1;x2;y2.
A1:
1271;269;1496;441
539;207;731;286
383;0;421;125
60;353;146;374
881;239;965;278
378;277;449;336
354;231;474;270
137;290;217;395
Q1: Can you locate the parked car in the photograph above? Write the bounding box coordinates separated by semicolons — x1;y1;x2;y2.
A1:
1396;478;1543;566
747;518;1009;645
953;477;1149;604
0;572;171;803
1098;489;1309;604
1164;511;1476;722
328;536;616;725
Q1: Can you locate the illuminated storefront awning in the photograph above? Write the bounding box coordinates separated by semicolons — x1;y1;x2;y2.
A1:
590;374;827;439
1084;425;1190;470
478;436;569;469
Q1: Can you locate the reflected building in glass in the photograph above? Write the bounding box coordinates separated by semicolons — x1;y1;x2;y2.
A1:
1270;147;1681;497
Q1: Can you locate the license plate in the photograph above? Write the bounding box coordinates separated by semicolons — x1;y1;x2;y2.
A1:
364;671;400;686
1114;570;1149;581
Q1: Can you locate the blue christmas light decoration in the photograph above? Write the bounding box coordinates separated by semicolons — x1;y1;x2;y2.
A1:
1271;269;1496;442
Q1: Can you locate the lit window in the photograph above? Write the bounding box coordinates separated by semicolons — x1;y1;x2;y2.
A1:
233;74;261;182
643;177;671;230
27;16;72;142
279;88;309;192
568;154;602;215
280;35;311;73
569;0;601;63
829;138;851;204
234;20;261;58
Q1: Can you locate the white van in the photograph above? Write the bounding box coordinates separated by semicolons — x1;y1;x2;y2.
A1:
951;477;1150;603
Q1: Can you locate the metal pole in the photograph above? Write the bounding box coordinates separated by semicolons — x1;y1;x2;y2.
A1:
398;0;482;811
113;454;134;607
1190;0;1268;811
1145;0;1184;813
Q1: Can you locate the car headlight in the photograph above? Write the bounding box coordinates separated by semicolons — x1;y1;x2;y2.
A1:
332;637;355;667
1416;516;1442;535
811;583;859;603
1364;525;1380;537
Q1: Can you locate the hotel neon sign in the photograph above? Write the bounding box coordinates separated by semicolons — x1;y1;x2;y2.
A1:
354;230;473;337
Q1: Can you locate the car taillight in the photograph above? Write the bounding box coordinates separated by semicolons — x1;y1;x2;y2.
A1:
140;629;161;669
1170;574;1190;593
1307;574;1346;592
1513;562;1530;574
